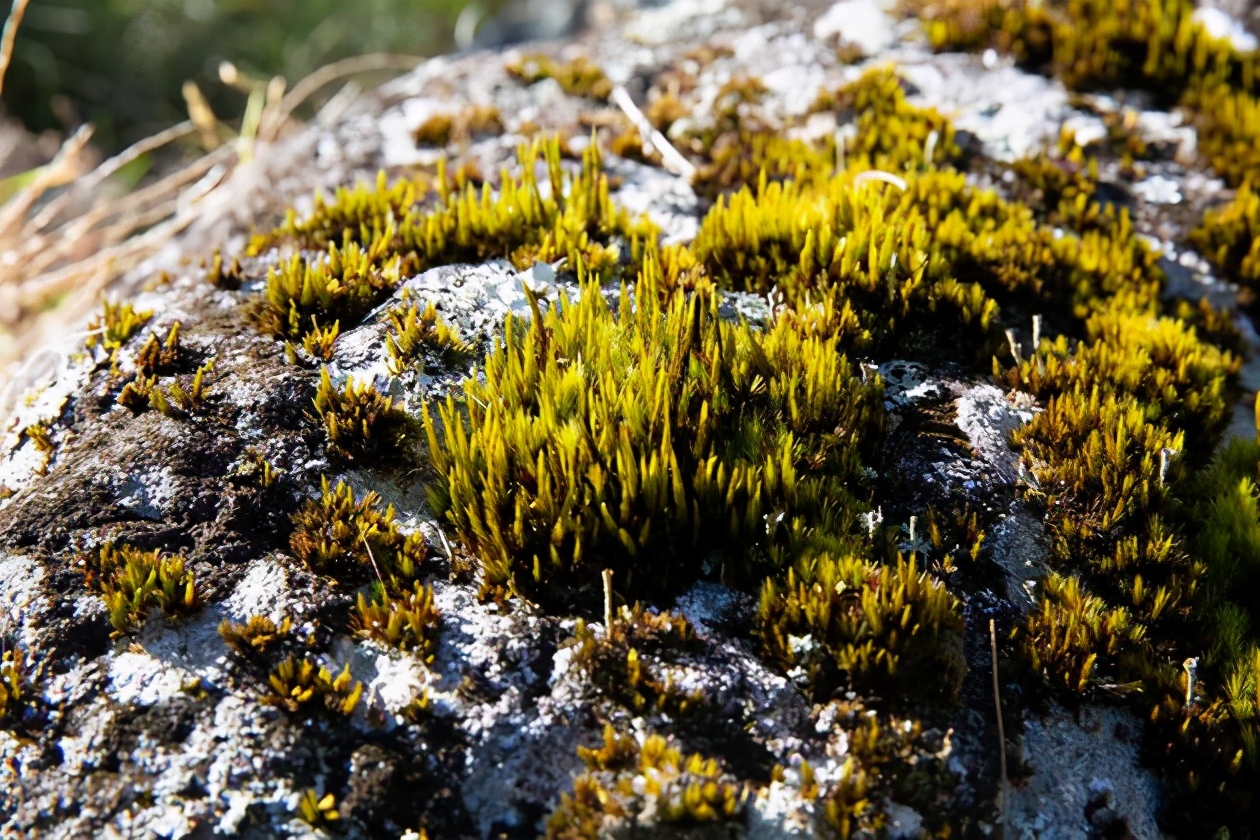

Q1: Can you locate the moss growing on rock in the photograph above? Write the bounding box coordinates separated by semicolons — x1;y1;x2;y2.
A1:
289;478;427;582
756;552;964;699
83;544;201;635
546;725;747;837
423;265;885;605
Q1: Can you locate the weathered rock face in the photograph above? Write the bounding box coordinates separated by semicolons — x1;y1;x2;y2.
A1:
3;0;1258;838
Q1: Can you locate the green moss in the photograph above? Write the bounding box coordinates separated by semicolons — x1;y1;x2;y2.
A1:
254;239;403;342
1002;307;1239;446
86;300;152;353
1191;180;1260;292
384;297;473;376
547;725;747;837
0;647;33;727
565;604;703;714
911;0;1257;101
351;580;441;659
84;544;201;635
507;53;613;100
295;789;341;828
812;66;964;173
413;105;505;148
218;614;293;658
289;477;427;582
756;552;964;698
311;368;409;462
423;265;884;604
263;655;363;716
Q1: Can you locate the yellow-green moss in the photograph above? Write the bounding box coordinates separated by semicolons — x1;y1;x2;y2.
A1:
83;544;201;635
289;477;427;582
351;580;441;659
263;655;363;716
1191;181;1260;291
311;368;409;462
757;552;964;698
423;265;885;604
507;53;613;100
547;725;747;837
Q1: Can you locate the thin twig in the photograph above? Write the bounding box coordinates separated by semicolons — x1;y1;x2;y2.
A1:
362;535;385;586
609;85;697;179
602;569;615;636
0;0;31;99
990;618;1009;823
260;53;424;142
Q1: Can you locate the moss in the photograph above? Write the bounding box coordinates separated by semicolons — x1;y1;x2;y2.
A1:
1001;307;1239;446
756;552;964;699
248;139;653;364
351;580;441;659
254;239;403;343
264;655;363;716
546;725;747;837
812;66;964;173
910;0;1257;101
83;544;201;635
0;647;34;727
1191;180;1260;292
790;700;955;838
413;113;454;147
289;477;427;582
296;789;340;828
384;297;473;376
507;53;614;100
218;614;292;658
414;105;505;148
86;300;152;353
565;604;703;715
311;368;409;462
423;266;884;605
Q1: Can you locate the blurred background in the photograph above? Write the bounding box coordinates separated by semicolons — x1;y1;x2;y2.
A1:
0;0;538;154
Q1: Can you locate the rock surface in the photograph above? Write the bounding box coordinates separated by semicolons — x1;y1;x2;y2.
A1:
2;0;1255;837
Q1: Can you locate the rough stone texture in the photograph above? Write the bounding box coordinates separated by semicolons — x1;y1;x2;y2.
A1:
2;0;1254;837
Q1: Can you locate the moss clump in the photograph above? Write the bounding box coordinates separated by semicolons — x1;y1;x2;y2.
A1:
254;239;403;343
0;647;33;727
83;544;201;635
812;66;964;173
1001;307;1239;446
86;300;152;354
757;552;964;698
351;580;441;659
218;614;293;658
565;604;703;715
1191;181;1260;293
423;266;884;605
546;725;747;838
384;298;473;376
413;105;504;148
787;700;954;838
263;655;363;716
910;0;1256;102
296;789;340;828
311;368;409;462
1182;84;1260;188
289;478;428;582
906;0;1260;188
507;53;613;100
1021;571;1146;693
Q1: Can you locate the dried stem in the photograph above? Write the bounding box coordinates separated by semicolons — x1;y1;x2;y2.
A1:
0;0;31;99
990;618;1009;822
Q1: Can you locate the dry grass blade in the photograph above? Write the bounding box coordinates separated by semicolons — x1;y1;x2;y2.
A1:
0;0;31;99
1;46;425;416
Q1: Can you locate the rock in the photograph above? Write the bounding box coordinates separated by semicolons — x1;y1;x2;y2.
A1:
2;0;1254;837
